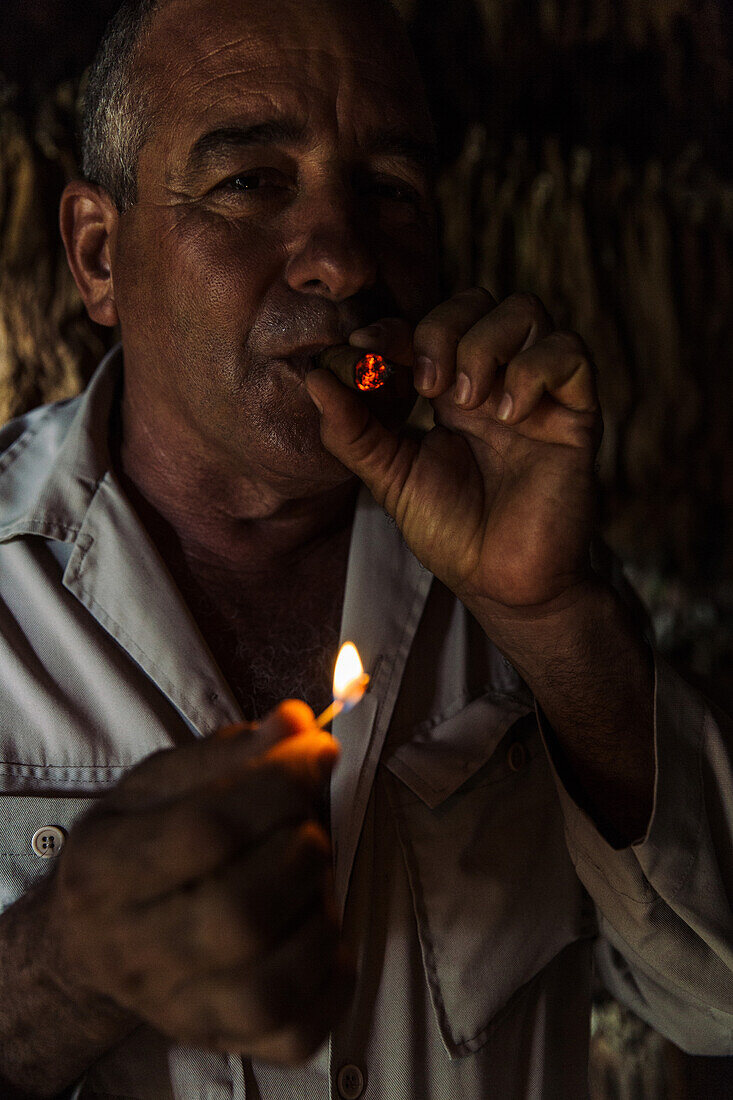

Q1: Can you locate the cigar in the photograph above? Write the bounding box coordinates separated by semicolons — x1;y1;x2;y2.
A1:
314;345;398;391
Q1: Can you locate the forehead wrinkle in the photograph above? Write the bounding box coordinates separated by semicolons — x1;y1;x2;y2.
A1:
185;70;308;96
156;20;352;88
142;0;421;108
138;6;433;183
178;34;257;73
150;11;414;101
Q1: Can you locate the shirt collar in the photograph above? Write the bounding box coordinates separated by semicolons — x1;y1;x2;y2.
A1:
0;344;122;543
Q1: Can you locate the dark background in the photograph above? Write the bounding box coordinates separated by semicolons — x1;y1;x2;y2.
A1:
0;1;731;1095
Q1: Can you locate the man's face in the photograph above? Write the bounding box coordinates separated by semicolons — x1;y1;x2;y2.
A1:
109;0;440;492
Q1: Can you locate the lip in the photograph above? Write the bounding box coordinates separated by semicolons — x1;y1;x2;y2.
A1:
280;341;342;377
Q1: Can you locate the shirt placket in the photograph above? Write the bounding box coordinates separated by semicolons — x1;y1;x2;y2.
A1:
325;487;434;1100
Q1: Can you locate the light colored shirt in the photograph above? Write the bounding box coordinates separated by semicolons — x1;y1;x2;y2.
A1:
0;347;732;1100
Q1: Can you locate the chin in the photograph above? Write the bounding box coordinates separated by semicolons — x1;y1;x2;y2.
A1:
245;400;355;491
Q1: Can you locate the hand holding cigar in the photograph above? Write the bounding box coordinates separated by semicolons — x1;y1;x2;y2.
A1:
307;324;420;434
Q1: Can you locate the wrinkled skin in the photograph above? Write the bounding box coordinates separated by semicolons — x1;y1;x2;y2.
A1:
307;289;602;613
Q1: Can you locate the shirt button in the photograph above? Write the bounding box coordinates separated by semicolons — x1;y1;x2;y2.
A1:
31;825;66;859
507;742;527;772
337;1063;365;1099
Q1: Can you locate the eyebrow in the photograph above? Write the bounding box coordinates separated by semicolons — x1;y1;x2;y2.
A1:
181;118;438;180
362;127;439;176
183;120;308;176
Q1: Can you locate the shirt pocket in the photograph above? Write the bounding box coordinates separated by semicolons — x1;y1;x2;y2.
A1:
0;793;98;912
383;694;596;1058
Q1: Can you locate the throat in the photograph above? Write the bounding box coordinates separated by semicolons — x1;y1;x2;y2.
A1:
171;533;351;722
195;584;346;721
113;452;356;719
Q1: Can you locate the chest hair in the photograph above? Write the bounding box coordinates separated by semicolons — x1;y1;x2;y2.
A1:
179;555;348;721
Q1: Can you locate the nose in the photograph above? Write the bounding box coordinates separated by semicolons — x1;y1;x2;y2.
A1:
284;180;378;301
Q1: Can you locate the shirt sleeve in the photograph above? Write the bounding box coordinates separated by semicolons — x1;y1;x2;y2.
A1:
539;652;733;1055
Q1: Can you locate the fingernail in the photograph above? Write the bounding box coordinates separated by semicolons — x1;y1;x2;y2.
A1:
454;372;472;406
415;356;436;392
350;324;382;347
497;392;513;421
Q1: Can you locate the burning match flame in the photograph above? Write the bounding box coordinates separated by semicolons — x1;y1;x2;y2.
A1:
333;642;366;698
315;642;370;729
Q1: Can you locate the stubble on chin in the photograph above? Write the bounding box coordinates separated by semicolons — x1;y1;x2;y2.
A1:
221;364;351;487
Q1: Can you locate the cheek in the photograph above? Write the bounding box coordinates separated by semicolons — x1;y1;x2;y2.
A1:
117;208;282;349
167;213;280;336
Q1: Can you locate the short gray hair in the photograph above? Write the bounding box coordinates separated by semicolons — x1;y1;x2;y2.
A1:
81;0;167;212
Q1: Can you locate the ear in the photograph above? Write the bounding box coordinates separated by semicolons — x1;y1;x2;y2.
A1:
59;181;120;327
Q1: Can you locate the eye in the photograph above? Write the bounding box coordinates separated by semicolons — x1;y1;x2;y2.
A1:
216;169;291;196
368;178;422;204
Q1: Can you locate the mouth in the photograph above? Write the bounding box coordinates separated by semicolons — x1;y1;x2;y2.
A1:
280;342;341;378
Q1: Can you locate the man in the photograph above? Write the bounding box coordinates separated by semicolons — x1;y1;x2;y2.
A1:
0;0;731;1096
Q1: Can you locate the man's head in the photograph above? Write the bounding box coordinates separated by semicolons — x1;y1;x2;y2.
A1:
62;0;441;496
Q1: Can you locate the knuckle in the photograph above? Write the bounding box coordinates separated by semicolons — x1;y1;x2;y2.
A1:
292;820;331;865
569;350;595;379
506;359;535;384
553;329;590;358
456;327;491;365
413;316;449;347
509;291;546;319
456;285;493;301
278;1024;329;1064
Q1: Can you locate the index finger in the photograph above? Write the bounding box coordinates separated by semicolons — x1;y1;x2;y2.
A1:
412;287;498;397
107;700;334;813
449;292;554;410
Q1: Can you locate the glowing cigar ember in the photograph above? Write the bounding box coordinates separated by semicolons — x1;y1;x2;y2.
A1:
354;352;393;390
315;642;370;729
315;345;397;391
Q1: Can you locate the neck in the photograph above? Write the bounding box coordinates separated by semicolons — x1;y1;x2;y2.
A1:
114;386;359;578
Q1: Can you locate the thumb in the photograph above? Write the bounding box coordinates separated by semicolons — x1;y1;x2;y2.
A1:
305;367;418;515
112;702;336;811
222;699;340;787
217;698;315;751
